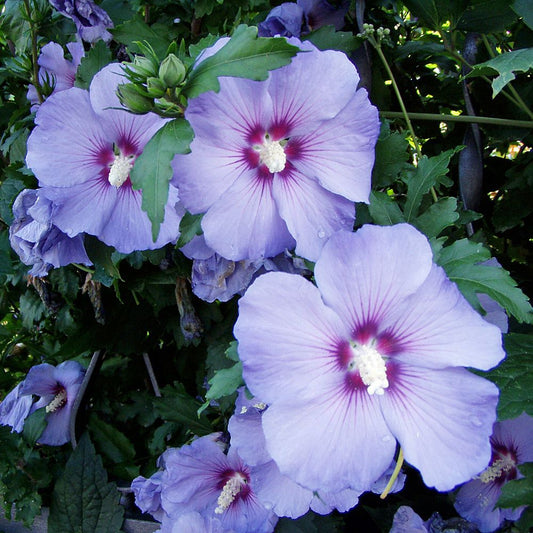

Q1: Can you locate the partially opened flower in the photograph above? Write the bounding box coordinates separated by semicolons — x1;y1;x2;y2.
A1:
0;383;34;433
20;361;85;445
27;41;85;110
49;0;114;43
298;0;348;31
454;412;533;532
235;224;504;494
257;3;305;37
26;64;183;254
172;40;379;261
145;435;278;533
9;189;91;277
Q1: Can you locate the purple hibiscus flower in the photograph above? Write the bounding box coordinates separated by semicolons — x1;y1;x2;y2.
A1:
257;3;305;37
9;189;92;277
0;361;84;445
27;41;85;110
133;434;278;533
234;224;504;494
26;64;183;254
49;0;113;43
172;39;379;262
390;506;478;533
228;387;361;518
299;0;348;31
0;383;34;433
454;412;533;532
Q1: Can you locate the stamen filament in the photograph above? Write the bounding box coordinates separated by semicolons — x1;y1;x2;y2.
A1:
380;447;404;499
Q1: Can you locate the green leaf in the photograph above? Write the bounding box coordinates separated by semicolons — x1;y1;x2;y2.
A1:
404;149;459;221
48;433;124;533
205;361;243;401
412;197;459;238
153;382;213;435
88;415;135;465
130;118;194;241
372;129;410;188
225;340;239;362
437;240;533;323
183;25;300;99
0;172;26;225
111;16;172;58
368;191;406;226
402;0;466;29
75;41;113;90
467;48;533;97
176;212;203;248
19;291;45;329
512;0;533;30
303;26;358;53
84;236;121;284
22;407;47;446
498;463;533;509
487;333;533;419
456;0;517;32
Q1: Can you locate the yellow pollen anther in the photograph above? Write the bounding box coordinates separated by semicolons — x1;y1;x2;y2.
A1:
215;474;246;514
350;342;389;395
479;456;515;483
108;153;135;187
46;389;67;413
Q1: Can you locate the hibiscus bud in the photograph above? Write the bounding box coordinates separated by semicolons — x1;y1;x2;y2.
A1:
117;83;153;114
158;54;186;88
133;55;158;77
146;77;166;98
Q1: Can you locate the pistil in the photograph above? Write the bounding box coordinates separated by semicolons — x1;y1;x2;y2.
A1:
108;153;135;187
255;135;287;173
46;388;67;413
215;473;247;514
349;341;389;395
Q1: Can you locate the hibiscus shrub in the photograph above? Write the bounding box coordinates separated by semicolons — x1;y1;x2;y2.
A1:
0;0;532;532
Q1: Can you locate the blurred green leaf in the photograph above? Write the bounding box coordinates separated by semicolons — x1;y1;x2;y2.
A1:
303;27;358;53
412;197;459;238
368;191;405;226
205;361;243;402
512;0;533;30
75;41;114;90
88;415;136;465
498;463;533;509
488;333;533;419
177;212;203;248
22;407;47;446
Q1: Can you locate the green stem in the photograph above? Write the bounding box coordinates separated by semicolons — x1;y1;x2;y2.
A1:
72;263;94;274
380;111;533;128
23;0;44;104
373;43;422;158
380;447;404;499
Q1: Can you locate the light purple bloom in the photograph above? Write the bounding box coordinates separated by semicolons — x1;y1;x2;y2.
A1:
234;224;504;494
172;40;379;261
9;189;92;277
390;506;478;533
49;0;114;43
298;0;348;31
454;412;533;532
159;511;224;533
27;41;85;110
258;3;305;37
26;64;183;254
0;383;34;433
20;361;85;445
147;435;278;533
228;388;361;518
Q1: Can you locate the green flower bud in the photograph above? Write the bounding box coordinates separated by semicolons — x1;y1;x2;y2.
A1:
133;55;159;78
147;77;166;98
117;83;154;114
158;54;186;88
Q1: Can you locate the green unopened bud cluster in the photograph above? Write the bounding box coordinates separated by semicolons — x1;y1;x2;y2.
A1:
117;42;188;117
356;23;391;46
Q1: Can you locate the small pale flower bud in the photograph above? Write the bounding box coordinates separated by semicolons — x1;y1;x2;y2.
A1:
147;77;166;98
158;54;186;88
